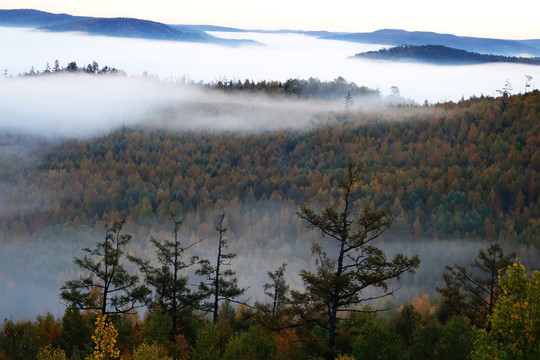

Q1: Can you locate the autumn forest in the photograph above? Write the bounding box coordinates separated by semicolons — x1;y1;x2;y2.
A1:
0;77;539;360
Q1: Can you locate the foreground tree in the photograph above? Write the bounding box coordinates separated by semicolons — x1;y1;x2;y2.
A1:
131;212;202;337
437;243;514;330
471;261;539;360
291;161;420;359
197;211;246;323
60;217;148;315
87;314;120;360
263;263;289;319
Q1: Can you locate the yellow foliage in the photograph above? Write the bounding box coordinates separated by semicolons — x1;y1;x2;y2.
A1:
86;314;120;360
37;345;67;360
335;355;356;360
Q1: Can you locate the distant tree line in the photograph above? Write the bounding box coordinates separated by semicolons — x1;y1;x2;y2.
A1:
16;60;125;77
203;76;381;99
354;44;540;65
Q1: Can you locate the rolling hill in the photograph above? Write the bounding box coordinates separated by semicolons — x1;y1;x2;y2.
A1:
320;29;540;57
0;8;90;27
353;44;540;65
40;17;210;42
0;9;259;46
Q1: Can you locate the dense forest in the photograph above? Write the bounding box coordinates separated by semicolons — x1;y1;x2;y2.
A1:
0;79;539;359
353;44;540;65
1;89;538;243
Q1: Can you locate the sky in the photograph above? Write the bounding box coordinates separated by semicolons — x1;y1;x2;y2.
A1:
2;0;540;39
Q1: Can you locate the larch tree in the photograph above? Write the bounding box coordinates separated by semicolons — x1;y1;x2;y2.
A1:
291;161;420;359
255;262;290;326
263;263;289;318
60;217;148;316
197;211;246;323
437;242;514;330
130;211;204;337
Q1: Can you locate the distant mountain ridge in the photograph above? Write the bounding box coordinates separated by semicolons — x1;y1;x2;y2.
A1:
40;17;210;42
354;44;540;65
2;9;540;54
0;9;259;46
0;9;90;27
320;29;540;57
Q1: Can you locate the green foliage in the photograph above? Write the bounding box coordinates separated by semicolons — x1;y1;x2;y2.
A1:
132;343;172;360
2;91;539;245
60;217;149;315
191;323;220;360
57;307;94;358
222;326;276;360
142;306;172;347
0;319;47;360
409;318;444;360
437;243;514;329
472;262;540;360
436;316;475;360
291;161;420;358
256;262;289;322
37;345;67;360
391;304;422;347
131;212;202;338
352;317;408;360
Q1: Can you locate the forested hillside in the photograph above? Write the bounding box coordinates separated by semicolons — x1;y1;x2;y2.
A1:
353;44;540;65
1;85;539;360
1;90;538;245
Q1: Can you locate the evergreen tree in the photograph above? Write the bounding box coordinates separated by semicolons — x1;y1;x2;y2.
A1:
437;243;514;330
131;212;203;337
197;211;246;323
60;217;148;315
291;161;420;359
256;263;289;320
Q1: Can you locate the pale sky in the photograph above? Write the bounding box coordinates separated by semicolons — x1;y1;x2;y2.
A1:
2;0;540;39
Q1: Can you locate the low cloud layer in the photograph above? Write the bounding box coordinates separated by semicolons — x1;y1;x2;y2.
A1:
2;26;539;107
0;74;351;137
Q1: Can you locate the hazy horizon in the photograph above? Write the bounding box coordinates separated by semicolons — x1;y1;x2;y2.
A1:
2;27;540;136
2;1;540;39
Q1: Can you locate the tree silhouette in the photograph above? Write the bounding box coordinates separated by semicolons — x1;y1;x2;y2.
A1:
60;217;148;315
130;211;204;337
437;243;514;330
291;161;420;359
197;211;246;323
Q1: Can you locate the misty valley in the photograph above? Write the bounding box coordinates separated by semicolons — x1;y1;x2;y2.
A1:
0;68;539;359
1;13;540;360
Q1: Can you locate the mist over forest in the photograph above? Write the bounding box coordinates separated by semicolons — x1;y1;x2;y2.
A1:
1;20;539;360
2;26;540;104
1;71;539;320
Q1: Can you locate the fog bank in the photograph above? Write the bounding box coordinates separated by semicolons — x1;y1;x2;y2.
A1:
2;26;540;106
0;74;356;137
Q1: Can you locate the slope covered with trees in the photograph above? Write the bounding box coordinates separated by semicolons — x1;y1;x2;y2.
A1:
0;84;539;359
1;90;538;245
353;45;540;65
